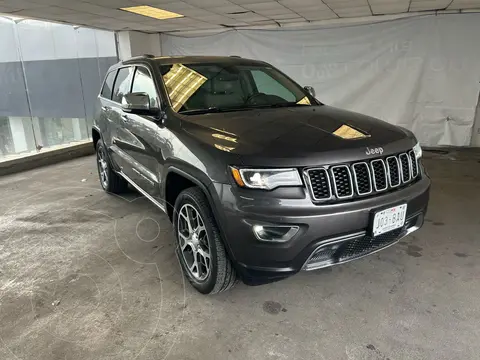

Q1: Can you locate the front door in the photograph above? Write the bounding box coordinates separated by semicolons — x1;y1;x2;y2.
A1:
118;66;165;198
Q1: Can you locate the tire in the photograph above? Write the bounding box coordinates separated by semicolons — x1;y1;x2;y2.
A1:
95;139;129;194
173;187;237;294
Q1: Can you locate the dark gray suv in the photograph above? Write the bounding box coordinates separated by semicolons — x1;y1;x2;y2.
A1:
93;55;430;294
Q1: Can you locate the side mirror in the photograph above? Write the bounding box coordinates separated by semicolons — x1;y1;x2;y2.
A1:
121;92;152;114
304;86;316;98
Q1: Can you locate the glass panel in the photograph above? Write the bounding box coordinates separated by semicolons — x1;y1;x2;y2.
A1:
0;18;117;162
159;62;313;114
101;70;116;99
251;69;296;102
132;67;159;108
112;67;134;103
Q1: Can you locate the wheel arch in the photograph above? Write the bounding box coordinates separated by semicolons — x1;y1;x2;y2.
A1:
164;166;236;263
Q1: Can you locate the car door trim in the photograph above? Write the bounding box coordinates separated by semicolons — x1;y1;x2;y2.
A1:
118;171;166;213
111;145;158;184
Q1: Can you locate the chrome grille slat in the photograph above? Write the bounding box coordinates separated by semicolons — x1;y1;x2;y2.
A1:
386;156;401;187
304;168;333;202
399;153;411;183
409;150;419;178
352;162;372;195
330;165;354;199
370;159;388;191
305;148;420;202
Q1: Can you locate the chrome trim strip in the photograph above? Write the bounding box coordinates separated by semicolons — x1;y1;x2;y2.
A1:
132;168;155;186
111;145;158;184
399;153;411;183
351;162;373;195
302;231;365;270
370;159;388;192
302;220;422;271
304;167;334;202
330;165;354;199
386;156;401;188
408;150;419;178
118;171;166;213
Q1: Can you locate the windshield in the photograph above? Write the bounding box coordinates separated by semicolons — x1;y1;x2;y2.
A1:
159;62;316;114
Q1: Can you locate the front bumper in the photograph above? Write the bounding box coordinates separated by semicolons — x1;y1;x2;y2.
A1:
211;172;431;285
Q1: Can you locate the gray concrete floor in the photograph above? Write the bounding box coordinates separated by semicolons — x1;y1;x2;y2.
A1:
0;152;479;360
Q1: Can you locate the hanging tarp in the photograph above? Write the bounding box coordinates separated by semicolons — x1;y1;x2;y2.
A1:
161;14;480;146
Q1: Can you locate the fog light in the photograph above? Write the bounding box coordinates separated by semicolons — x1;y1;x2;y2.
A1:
252;225;299;242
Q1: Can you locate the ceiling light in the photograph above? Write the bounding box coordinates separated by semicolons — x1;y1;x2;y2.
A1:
120;6;183;20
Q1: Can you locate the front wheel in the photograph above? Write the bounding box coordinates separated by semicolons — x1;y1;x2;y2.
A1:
173;187;237;294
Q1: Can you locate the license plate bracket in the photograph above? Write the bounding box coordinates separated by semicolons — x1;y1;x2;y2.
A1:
370;203;408;237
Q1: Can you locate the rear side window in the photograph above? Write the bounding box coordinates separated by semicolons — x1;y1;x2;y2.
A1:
101;71;116;99
112;67;134;103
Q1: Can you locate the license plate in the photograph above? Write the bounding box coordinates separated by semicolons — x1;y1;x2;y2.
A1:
372;204;407;236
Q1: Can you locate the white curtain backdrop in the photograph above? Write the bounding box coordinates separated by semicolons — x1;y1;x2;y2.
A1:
161;14;480;146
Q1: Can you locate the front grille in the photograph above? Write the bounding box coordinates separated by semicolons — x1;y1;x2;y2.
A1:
305;148;420;203
352;163;372;195
306;168;331;200
409;150;418;178
331;165;353;198
399;153;411;183
386;156;401;187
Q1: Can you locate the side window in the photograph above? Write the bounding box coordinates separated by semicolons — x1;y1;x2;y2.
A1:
132;67;159;108
251;70;296;102
101;71;116;99
112;67;134;103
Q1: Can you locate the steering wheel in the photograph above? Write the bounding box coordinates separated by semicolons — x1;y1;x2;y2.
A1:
244;92;268;105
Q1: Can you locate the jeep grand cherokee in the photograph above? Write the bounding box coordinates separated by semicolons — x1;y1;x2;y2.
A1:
92;55;430;294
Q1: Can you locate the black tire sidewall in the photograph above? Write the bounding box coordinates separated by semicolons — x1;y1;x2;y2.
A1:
173;190;219;294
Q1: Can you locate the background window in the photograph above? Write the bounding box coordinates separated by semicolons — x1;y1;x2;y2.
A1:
112;67;134;103
101;71;116;99
251;70;296;102
132;67;159;108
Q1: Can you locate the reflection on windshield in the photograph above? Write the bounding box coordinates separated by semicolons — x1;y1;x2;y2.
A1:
296;96;311;105
162;63;208;111
160;62;316;114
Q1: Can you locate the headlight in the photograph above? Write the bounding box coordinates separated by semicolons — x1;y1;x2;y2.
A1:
413;142;422;159
230;167;302;190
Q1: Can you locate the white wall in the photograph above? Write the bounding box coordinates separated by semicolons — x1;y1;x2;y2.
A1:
161;14;480;147
117;31;161;60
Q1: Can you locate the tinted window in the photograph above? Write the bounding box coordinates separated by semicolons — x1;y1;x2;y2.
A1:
251;70;296;102
101;71;116;99
112;67;134;103
132;67;159;108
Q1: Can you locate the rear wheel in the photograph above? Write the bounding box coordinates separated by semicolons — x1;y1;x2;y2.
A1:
96;140;128;194
173;187;237;294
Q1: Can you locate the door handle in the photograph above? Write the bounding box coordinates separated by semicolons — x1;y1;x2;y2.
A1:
121;114;129;122
101;106;109;111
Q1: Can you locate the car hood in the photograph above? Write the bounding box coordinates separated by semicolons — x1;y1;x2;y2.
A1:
179;105;415;166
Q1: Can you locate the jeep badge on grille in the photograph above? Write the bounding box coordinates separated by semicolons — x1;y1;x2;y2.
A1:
365;147;384;155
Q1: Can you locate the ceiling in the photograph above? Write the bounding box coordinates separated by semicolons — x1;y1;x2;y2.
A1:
0;0;479;33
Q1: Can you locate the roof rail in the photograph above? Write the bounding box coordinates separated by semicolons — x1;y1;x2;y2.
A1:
122;54;156;63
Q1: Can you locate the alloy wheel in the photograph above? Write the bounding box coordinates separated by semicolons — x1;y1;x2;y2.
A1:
177;204;211;281
97;147;109;189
